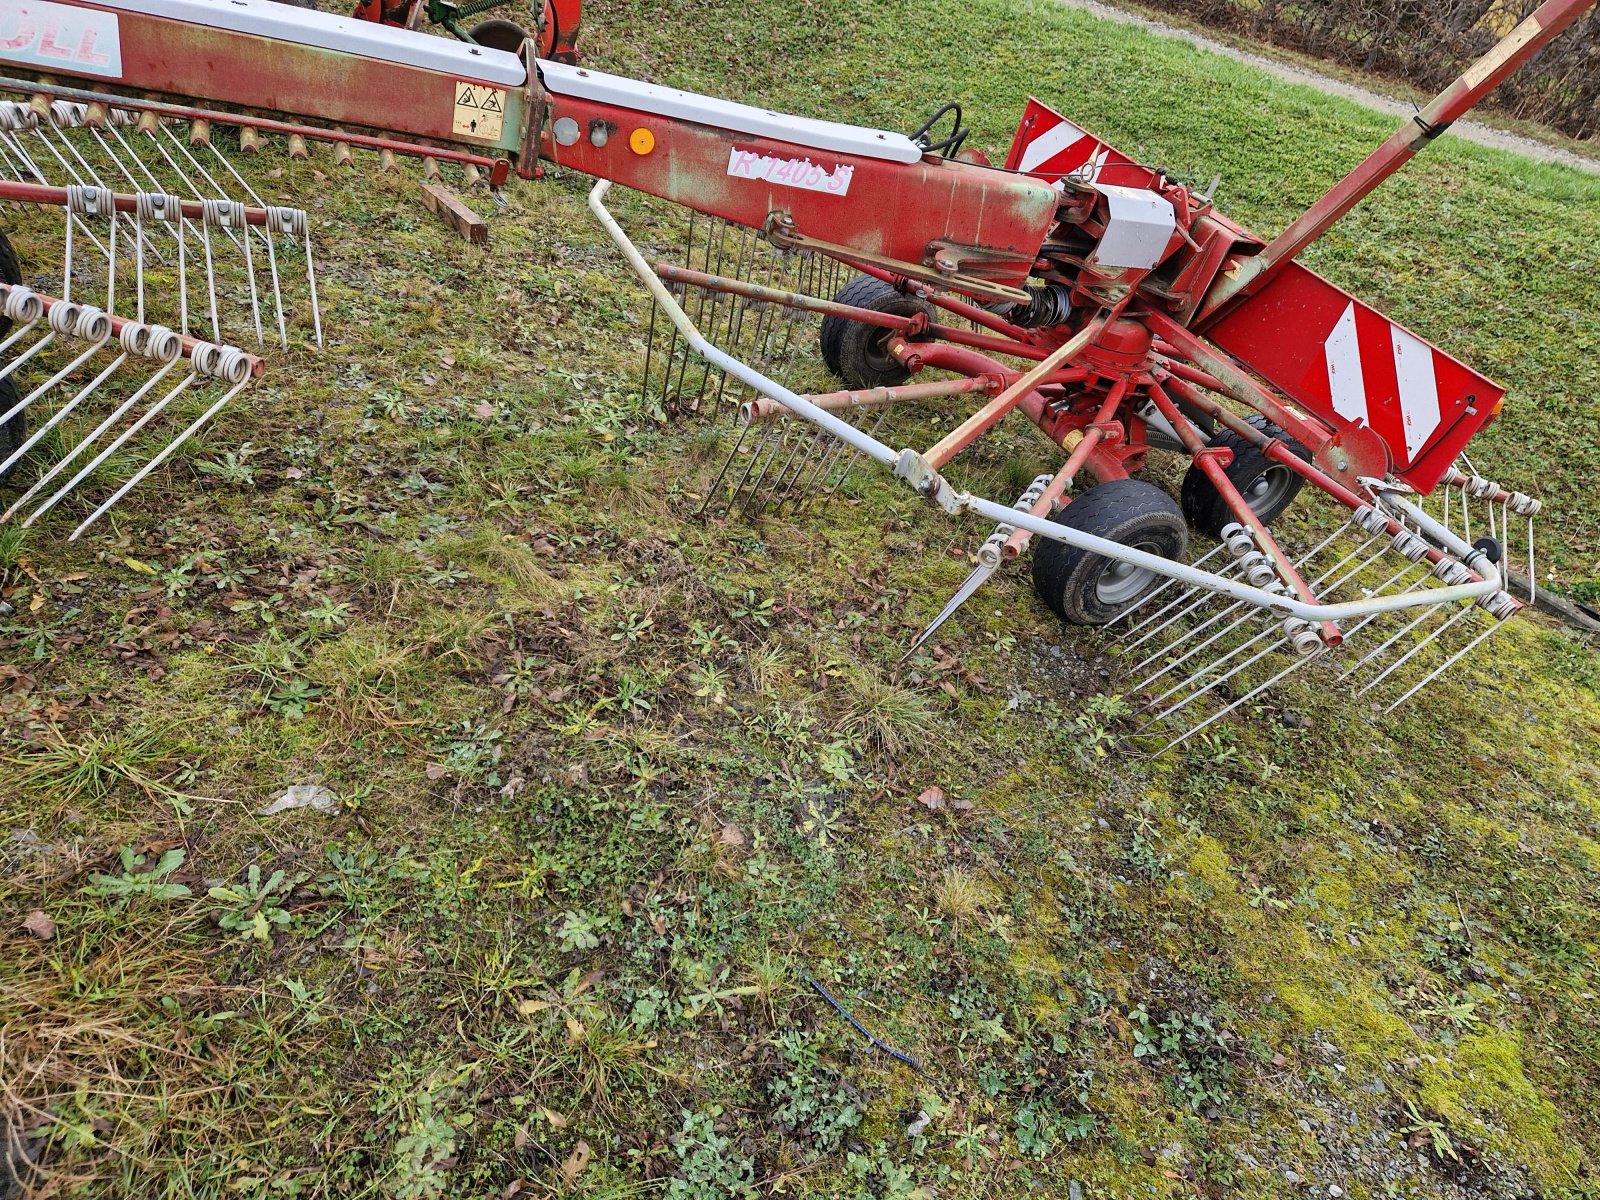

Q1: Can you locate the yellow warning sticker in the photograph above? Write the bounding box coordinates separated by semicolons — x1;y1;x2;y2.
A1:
452;82;507;142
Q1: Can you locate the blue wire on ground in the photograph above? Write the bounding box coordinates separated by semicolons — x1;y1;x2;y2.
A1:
801;971;922;1071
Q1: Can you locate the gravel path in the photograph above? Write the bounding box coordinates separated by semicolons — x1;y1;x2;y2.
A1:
1060;0;1600;175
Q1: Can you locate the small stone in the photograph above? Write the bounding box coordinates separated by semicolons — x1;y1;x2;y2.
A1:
1283;1171;1300;1185
1328;1187;1343;1198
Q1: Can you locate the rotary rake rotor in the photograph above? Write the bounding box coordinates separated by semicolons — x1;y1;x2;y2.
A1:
0;0;1586;745
0;0;546;534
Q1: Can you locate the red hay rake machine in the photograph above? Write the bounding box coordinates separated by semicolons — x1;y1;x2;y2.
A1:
0;0;1583;748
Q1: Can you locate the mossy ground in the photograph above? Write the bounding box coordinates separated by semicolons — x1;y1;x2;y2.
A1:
2;0;1598;1196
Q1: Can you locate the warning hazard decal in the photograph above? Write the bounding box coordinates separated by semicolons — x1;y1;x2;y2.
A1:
452;82;506;142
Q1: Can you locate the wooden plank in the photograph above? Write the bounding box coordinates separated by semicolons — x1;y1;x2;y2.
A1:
420;183;489;245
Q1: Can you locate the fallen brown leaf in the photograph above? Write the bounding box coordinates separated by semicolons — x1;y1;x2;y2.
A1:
22;910;55;939
561;1141;591;1186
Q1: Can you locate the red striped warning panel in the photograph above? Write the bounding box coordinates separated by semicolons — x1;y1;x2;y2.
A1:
1004;98;1149;188
1204;263;1503;494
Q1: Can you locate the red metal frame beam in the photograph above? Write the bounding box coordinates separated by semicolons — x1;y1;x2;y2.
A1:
543;92;1058;293
0;76;504;173
36;2;522;150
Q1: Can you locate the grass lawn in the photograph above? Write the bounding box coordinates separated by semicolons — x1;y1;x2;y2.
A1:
2;0;1599;1196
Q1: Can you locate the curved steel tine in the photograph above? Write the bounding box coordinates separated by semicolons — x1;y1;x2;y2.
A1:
901;562;995;663
34;133;111;265
239;203;263;347
699;419;751;516
0;313;43;357
1137;624;1277;715
1354;604;1476;698
1;128;48;183
0;327;58;380
1154;646;1319;757
199;135;274;242
1130;601;1268;689
821;407;891;497
1118;557;1250;656
260;211;288;349
1107;544;1230;632
1332;565;1430;641
199;215;221;343
0;327;113;429
1385;615;1506;713
153;125;247;251
87;127;166;258
1338;600;1447;681
4;356;185;522
23;366;200;526
70;372;253;539
763;421;824;510
748;425;805;516
734;423;788;516
302;224;322;348
0;351;130;478
789;426;845;511
1137;633;1287;731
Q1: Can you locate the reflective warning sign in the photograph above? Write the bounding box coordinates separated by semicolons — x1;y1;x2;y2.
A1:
452;82;506;142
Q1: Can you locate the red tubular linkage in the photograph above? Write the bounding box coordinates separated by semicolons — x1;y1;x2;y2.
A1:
1146;378;1340;644
0;179;276;226
853;263;1036;343
655;261;1052;363
998;385;1131;561
1143;311;1333;459
10;284;267;376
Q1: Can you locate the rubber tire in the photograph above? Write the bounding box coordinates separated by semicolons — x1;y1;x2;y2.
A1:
1031;479;1188;626
468;17;529;53
1179;413;1311;538
0;375;25;480
0;228;21;340
0;230;24;470
818;275;934;389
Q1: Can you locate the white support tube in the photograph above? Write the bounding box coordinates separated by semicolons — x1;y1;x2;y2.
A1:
587;180;1501;625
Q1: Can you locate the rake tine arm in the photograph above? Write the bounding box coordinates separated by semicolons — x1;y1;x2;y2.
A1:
849;264;1036;343
1143;312;1330;455
0;178;284;230
655;261;1052;365
658;260;914;330
742;376;1001;424
0;285;265;377
921;312;1118;471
